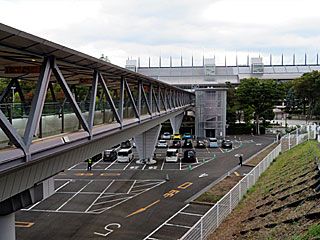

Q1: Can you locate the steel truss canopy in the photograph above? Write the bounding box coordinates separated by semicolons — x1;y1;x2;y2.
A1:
0;23;194;164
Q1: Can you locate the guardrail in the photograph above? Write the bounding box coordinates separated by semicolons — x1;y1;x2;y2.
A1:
180;124;316;240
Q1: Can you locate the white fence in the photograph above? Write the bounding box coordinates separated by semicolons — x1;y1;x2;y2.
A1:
180;124;316;240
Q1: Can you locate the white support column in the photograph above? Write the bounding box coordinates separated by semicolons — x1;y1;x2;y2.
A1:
0;213;15;240
134;124;161;165
170;113;184;135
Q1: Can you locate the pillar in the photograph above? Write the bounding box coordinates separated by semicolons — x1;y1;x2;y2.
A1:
0;213;15;240
134;124;161;164
170;113;184;135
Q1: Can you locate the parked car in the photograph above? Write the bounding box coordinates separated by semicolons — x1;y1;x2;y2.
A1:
183;133;192;140
196;140;206;148
165;149;179;163
183;138;193;148
183;150;196;163
103;149;117;161
221;139;232;149
171;140;181;148
173;133;182;140
121;140;131;149
209;138;218;148
162;132;171;140
117;148;134;162
157;139;168;148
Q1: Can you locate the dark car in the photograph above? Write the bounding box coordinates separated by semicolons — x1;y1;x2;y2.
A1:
171;140;181;148
196;140;206;148
221;139;232;149
121;140;131;149
103;149;117;161
183;139;193;148
183;150;196;163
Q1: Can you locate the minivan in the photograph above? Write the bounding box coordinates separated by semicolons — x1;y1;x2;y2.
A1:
117;148;134;162
183;150;196;163
166;149;179;163
103;149;117;161
209;138;218;148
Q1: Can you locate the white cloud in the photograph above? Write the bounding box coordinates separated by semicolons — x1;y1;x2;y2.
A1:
0;0;319;67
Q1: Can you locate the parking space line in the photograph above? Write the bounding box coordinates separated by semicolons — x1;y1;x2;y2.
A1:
85;180;114;213
143;204;190;240
104;159;117;170
67;162;80;170
123;158;135;170
165;223;191;229
94;196;131;206
206;148;210;153
180;212;203;217
142;164;147;170
127;180;136;194
218;147;224;153
160;160;165;170
55;180;71;192
56;180;93;211
92;158;103;166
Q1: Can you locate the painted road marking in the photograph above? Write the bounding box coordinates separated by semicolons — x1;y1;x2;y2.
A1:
85;180;115;213
100;173;121;176
104;159;117;170
143;204;190;240
15;221;34;228
234;171;239;176
56;180;93;211
94;223;121;237
74;173;94;176
165;223;191;229
126;200;160;218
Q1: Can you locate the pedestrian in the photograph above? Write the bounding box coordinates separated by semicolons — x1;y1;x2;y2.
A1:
87;158;92;171
239;155;243;166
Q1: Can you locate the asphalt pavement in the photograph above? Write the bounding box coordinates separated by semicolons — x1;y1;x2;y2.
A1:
15;135;275;240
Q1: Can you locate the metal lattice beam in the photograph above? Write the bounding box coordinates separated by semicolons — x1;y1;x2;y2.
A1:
88;71;98;132
51;57;91;135
98;73;121;124
141;83;152;115
0;110;28;157
124;78;139;118
24;57;52;148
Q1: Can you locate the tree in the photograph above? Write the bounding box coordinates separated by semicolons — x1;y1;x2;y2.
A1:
293;71;320;121
235;78;284;135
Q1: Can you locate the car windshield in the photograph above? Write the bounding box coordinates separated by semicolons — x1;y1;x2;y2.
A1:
225;140;231;143
209;138;217;142
118;151;128;156
164;132;170;135
188;151;195;157
166;151;177;157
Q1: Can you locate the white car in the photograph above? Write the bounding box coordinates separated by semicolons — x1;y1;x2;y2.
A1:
157;140;168;148
117;148;134;162
166;149;179;162
162;132;171;140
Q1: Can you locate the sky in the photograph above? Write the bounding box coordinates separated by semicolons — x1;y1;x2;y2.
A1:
1;0;320;67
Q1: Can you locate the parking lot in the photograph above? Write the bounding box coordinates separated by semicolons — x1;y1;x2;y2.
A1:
16;135;275;240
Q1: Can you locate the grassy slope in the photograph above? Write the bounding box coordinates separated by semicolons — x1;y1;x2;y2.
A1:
210;141;320;240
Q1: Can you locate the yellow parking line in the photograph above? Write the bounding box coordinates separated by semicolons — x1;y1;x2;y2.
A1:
15;221;34;228
234;171;239;176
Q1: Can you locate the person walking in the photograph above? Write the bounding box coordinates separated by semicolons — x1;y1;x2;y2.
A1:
87;158;92;171
239;155;243;166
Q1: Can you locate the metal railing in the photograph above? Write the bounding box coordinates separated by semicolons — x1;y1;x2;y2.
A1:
180;124;316;240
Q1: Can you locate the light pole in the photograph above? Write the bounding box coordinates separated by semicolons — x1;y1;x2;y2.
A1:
11;86;16;103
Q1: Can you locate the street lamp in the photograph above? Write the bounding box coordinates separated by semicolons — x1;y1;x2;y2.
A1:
11;86;16;103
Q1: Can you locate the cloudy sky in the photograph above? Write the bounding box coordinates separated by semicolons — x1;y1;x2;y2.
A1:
1;0;320;67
